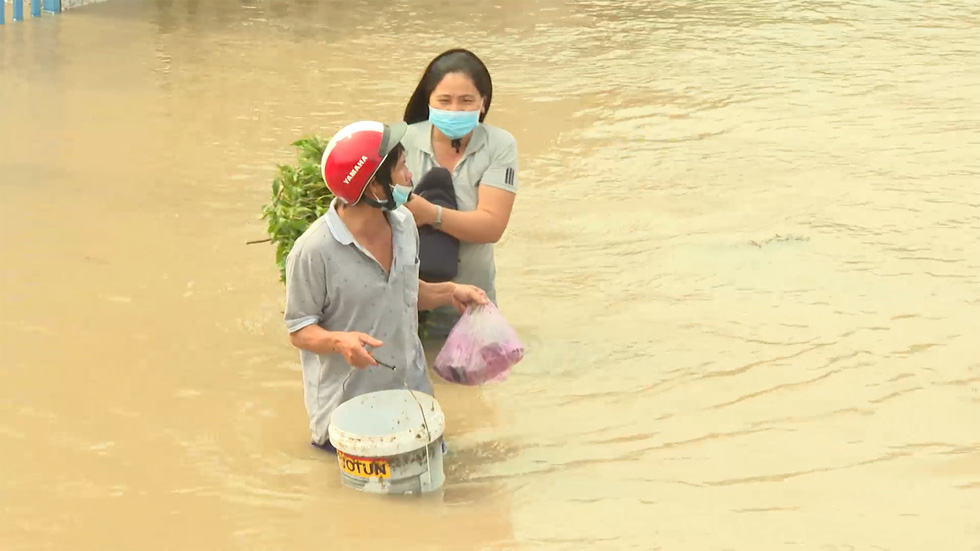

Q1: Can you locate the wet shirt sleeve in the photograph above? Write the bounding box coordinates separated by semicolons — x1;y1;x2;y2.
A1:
283;245;329;333
479;136;519;193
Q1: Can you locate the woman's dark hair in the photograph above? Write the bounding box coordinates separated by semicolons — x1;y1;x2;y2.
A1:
403;49;493;125
373;142;405;187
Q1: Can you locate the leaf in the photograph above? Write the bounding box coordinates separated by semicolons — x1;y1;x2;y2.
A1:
259;134;335;284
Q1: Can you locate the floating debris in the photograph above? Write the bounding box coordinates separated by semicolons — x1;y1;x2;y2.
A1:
749;233;810;248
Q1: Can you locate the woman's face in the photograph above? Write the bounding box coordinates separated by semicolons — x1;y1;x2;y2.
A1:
429;72;483;113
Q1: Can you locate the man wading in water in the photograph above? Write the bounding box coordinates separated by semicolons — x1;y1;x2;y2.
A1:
283;120;488;452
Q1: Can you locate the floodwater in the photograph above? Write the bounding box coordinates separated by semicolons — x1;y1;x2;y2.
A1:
2;0;979;549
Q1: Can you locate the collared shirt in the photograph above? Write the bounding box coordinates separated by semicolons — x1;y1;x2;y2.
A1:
283;198;431;445
401;121;519;335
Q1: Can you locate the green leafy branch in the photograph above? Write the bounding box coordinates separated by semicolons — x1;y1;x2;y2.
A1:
259;136;333;283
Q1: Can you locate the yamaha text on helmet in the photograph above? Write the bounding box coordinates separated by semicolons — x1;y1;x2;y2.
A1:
320;120;408;208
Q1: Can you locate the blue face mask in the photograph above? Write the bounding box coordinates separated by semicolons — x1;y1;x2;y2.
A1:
391;184;412;208
373;184;412;210
429;107;480;140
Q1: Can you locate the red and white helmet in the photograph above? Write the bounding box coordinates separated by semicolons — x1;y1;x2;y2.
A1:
320;120;407;205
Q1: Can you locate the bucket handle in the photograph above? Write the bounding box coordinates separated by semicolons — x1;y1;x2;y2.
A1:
339;365;435;490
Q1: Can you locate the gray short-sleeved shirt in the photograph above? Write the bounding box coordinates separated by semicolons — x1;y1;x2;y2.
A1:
283;198;431;445
402;121;519;334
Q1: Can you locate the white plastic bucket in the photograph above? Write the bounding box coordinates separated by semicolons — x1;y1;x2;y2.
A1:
327;388;446;495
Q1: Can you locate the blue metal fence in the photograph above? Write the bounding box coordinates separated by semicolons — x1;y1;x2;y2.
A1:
1;1;62;25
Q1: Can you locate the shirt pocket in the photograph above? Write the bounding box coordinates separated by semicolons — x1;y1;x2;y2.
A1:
402;257;420;308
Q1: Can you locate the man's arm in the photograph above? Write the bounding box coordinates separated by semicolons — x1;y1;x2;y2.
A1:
418;281;490;313
290;325;381;367
288;325;342;354
283;247;381;368
418;281;455;311
284;246;329;339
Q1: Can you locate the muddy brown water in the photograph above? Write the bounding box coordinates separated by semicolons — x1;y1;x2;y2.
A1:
1;1;979;549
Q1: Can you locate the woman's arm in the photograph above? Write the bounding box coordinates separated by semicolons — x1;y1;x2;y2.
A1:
408;187;515;244
406;135;519;244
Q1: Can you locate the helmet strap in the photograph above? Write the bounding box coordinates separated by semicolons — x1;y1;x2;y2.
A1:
361;179;396;211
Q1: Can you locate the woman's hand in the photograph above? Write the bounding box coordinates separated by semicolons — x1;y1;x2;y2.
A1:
405;195;438;227
451;283;489;314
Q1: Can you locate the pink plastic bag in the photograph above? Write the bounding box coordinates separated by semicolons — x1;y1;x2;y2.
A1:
433;303;524;385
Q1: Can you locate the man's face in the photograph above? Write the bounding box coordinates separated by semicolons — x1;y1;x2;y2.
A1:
368;150;412;199
389;151;411;187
